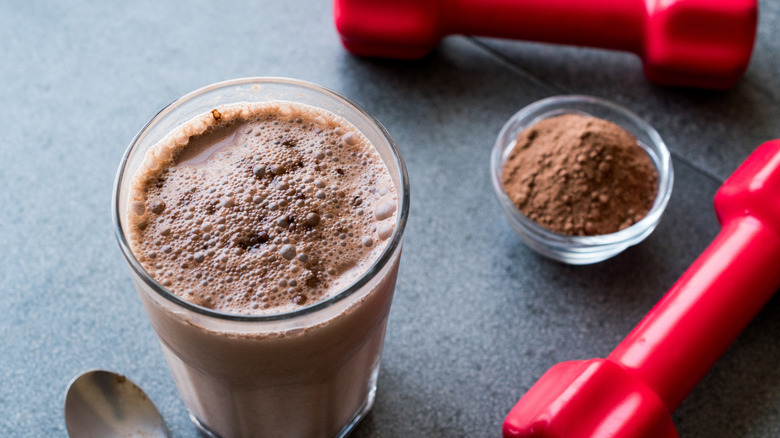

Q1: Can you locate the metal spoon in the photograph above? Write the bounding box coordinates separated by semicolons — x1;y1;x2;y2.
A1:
65;370;168;437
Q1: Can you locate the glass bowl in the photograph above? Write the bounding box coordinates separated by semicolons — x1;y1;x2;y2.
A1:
490;95;673;265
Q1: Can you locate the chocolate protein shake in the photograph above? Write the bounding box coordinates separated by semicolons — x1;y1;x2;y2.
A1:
113;79;409;438
127;101;398;314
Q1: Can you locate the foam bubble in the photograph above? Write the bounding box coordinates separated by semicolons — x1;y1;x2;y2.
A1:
130;201;145;216
150;199;166;215
375;201;396;220
342;132;357;146
305;213;320;227
377;223;393;241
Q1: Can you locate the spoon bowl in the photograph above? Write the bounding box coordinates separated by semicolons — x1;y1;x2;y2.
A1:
65;370;168;438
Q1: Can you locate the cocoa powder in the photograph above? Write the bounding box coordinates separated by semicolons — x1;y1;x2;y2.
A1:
501;114;658;236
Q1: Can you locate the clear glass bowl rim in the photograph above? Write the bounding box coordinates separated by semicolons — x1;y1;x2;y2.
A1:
490;94;673;257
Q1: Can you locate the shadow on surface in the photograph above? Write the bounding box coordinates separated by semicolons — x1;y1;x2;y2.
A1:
350;366;476;438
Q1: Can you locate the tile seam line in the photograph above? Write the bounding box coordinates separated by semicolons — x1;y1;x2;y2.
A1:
467;36;727;186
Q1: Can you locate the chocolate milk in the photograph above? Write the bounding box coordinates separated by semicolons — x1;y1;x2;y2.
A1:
122;98;403;437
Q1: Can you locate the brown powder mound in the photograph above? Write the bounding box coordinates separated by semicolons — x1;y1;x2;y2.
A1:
501;114;658;236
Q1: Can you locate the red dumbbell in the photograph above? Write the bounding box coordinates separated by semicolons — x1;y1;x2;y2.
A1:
334;0;758;89
503;140;780;437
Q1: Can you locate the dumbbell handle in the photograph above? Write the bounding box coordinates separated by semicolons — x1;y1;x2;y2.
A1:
609;215;780;411
443;0;644;52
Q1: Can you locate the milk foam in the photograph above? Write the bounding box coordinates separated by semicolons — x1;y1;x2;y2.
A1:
127;102;398;315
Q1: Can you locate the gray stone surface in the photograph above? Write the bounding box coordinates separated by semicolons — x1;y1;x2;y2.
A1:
1;1;778;437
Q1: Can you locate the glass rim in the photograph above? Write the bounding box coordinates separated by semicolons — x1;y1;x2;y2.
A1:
112;77;410;323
